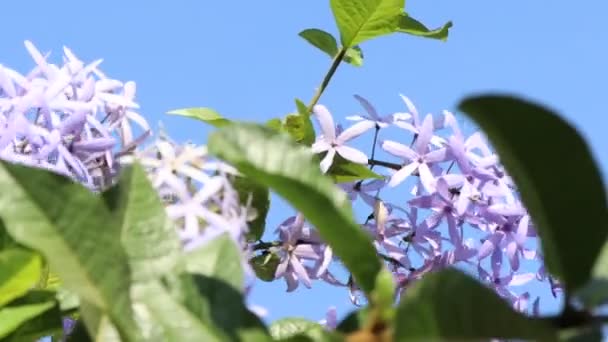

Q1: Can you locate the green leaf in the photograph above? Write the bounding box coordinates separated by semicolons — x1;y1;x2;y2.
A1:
2;297;63;342
266;118;285;133
232;175;270;241
132;280;224;342
103;163;183;283
576;242;608;308
0;291;58;339
459;95;608;293
285;114;316;147
371;268;395;321
395;269;556;340
291;99;316;146
326;155;383;183
344;46;364;67
251;252;281;282
330;0;404;47
167;107;231;128
397;14;453;41
559;326;603;342
269;318;324;341
184;233;244;291
0;162;141;340
208;123;382;295
336;308;369;334
0;248;41;306
298;29;363;67
299;29;339;58
158;274;270;341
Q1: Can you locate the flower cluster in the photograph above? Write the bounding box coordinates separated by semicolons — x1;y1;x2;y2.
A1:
271;94;560;315
0;41;150;190
0;41;253;255
1;42;261;338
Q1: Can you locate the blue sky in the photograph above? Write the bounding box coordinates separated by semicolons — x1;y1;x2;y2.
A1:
2;1;607;324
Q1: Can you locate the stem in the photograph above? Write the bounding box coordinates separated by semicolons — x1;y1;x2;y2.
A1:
369;125;380;170
368;158;402;170
306;48;348;113
252;240;281;251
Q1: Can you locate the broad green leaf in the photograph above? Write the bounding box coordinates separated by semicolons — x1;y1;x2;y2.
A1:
232;176;270;241
330;0;404;47
103;164;183;283
395;269;556;340
344;46;364;67
167;107;231;128
327;155;383;183
132;280;224;342
459;95;608;293
208;123;382;295
0;219;18;250
158;274;270;341
2;298;63;342
270;318;341;341
559;326;603;342
299;29;339;58
270;318;321;340
0;291;58;339
397;14;453;41
576;242;608;308
184;233;244;291
0;162;141;340
0;248;41;306
371;268;395;321
251;252;281;282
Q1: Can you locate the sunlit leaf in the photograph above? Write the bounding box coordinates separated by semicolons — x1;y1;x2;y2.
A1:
167;107;231;127
397;14;452;41
299;28;339;57
0;291;59;340
330;0;404;47
0;162;141;340
184;233;244;291
208;123;382;295
0;248;41;306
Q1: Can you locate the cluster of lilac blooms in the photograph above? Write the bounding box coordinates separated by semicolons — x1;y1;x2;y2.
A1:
272;94;561;316
2;42;264;338
0;41;149;190
0;41;255;281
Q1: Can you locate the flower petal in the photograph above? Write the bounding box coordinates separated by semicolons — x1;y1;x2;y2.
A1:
319;148;336;173
337;120;375;144
336;145;368;165
388;162;418;187
313;105;336;142
382;140;417;160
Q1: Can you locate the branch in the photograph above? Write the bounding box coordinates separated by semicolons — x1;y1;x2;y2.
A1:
368;158;402;170
306;48;348;112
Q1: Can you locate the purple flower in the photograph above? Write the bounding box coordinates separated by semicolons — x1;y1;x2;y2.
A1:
382;114;447;190
274;213;334;291
339;179;385;208
312;104;374;173
346;95;395;128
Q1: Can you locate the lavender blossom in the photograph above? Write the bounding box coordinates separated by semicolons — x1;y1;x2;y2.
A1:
312;104;374;173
